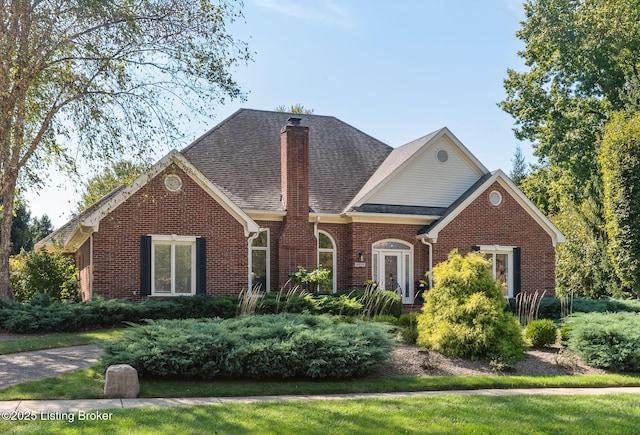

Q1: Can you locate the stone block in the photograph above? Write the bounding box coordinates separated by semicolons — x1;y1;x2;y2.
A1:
104;364;139;398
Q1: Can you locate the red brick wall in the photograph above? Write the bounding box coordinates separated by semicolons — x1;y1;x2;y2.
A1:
76;240;91;301
432;182;556;296
90;163;250;300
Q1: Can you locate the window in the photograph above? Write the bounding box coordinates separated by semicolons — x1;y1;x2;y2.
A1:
474;245;520;298
372;239;413;304
318;231;336;293
151;236;196;295
250;230;269;291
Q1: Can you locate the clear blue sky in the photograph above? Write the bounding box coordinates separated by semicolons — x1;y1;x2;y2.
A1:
27;0;530;228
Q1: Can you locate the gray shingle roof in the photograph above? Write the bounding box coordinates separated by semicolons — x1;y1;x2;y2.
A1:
181;109;393;214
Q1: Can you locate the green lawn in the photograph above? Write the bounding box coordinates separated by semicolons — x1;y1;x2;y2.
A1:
0;329;124;355
1;394;639;434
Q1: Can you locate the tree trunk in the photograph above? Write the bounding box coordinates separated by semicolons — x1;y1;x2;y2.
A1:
0;180;16;299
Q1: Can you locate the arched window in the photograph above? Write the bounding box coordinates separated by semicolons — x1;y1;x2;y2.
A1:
372;239;413;303
318;231;336;294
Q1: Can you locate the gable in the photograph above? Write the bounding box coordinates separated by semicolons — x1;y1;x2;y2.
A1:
38;150;260;252
418;170;566;247
368;136;487;208
346;128;488;211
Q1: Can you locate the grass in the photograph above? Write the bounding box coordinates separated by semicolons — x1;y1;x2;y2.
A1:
1;394;639;434
1;365;639;401
0;329;125;355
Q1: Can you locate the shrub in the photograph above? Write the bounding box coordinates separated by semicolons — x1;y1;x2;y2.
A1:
416;250;524;362
313;294;363;316
398;312;418;344
256;291;317;314
359;287;402;319
10;249;79;302
99;313;394;380
567;312;640;371
525;319;558;347
0;294;240;333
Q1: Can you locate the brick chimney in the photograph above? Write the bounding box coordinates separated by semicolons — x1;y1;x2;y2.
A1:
280;117;309;216
278;117;317;287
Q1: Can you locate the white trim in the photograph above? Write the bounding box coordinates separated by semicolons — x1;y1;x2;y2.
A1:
318;230;337;294
150;235;197;296
417;170;566;246
477;245;514;298
371;239;414;304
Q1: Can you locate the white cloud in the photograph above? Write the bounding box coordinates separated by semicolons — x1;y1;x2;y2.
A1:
252;0;355;28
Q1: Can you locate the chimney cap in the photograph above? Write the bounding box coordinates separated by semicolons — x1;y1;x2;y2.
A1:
287;117;302;126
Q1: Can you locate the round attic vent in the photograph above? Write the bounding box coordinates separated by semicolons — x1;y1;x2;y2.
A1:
489;190;503;206
164;174;182;192
436;149;449;163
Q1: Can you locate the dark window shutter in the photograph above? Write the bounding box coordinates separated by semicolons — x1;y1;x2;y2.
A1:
140;236;152;296
471;245;480;252
513;247;521;298
196;237;207;295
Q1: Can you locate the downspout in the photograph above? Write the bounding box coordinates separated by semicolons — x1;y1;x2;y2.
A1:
421;238;433;289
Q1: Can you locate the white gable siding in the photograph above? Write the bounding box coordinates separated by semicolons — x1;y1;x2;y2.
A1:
368;138;484;207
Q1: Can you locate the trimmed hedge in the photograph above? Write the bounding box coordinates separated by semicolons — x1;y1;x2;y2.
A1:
0;295;239;333
567;312;640;372
507;297;640;320
99;313;394;380
0;290;402;334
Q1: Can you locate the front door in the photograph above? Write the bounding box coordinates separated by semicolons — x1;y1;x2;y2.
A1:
381;252;401;294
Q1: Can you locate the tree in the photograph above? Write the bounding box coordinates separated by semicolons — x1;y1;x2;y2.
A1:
599;112;640;297
501;0;640;297
510;144;528;187
76;160;149;213
416;250;523;365
274;104;315;114
0;0;251;298
30;214;53;245
10;201;31;255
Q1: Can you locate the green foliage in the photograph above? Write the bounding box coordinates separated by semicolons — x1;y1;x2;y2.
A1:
417;250;524;362
274;104;315;114
525;319;558;347
398;312;419;344
359;287;402;319
255;291;317;314
600;112;640;297
76;160;149;213
313;294;363;316
567;312;640;371
501;0;640;299
510;144;529;187
518;297;640;320
0;295;239;333
288;266;331;291
99;314;394;380
10;249;79;302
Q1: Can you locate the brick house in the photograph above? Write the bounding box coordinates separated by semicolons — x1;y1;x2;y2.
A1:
38;109;565;305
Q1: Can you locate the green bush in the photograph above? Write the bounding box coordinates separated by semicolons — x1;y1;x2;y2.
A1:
253;292;317;314
417;250;524;362
525;319;558;347
510;297;640;320
0;294;240;333
567;312;640;371
99;313;394;380
10;249;79;302
314;294;363;316
398;312;419;344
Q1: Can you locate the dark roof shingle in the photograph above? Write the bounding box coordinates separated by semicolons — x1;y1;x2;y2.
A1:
181;109;393;214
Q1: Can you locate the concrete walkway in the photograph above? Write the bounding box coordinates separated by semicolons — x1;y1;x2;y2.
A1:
0;345;101;390
1;387;640;413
